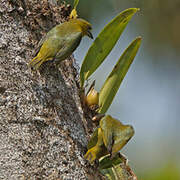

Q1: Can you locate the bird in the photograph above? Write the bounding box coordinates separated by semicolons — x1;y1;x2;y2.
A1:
28;18;93;70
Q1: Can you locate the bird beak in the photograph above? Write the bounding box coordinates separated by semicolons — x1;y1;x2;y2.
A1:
87;30;93;39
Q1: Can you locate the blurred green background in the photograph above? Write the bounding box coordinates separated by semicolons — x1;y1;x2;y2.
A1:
67;0;180;179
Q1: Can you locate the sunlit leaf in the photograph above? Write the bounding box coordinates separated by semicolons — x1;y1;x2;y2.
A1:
98;37;142;114
73;0;79;9
70;0;79;19
80;8;139;87
69;9;78;19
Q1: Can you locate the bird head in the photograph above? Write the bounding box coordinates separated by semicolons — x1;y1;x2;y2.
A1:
72;18;93;39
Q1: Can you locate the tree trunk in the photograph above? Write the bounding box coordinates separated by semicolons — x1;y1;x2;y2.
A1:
0;0;101;179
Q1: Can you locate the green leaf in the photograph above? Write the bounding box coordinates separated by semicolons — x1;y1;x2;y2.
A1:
98;154;123;170
73;0;79;9
99;153;132;180
98;37;142;114
80;8;139;87
100;168;117;180
87;127;98;150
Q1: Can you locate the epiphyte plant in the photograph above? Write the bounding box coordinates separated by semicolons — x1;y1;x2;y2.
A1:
77;1;142;178
80;7;141;114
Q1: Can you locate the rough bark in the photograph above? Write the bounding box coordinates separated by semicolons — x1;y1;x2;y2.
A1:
0;0;101;179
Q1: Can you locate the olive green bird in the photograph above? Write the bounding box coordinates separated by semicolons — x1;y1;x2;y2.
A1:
28;18;93;70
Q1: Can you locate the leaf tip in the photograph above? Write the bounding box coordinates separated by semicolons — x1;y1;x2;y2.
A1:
137;36;142;40
127;8;140;14
133;36;142;46
136;36;142;45
136;8;140;12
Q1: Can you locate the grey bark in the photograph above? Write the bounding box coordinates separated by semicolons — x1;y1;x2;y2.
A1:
0;0;100;179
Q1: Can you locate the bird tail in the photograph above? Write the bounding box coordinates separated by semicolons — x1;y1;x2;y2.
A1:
28;56;44;70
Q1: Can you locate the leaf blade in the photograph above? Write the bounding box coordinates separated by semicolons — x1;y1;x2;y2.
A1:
98;37;142;114
99;153;137;180
73;0;79;9
80;8;139;87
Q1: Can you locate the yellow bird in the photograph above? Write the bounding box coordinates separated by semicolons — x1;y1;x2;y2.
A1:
28;18;93;70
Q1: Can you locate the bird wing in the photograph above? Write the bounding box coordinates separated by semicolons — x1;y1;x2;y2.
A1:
54;31;82;62
33;25;61;56
33;32;53;56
